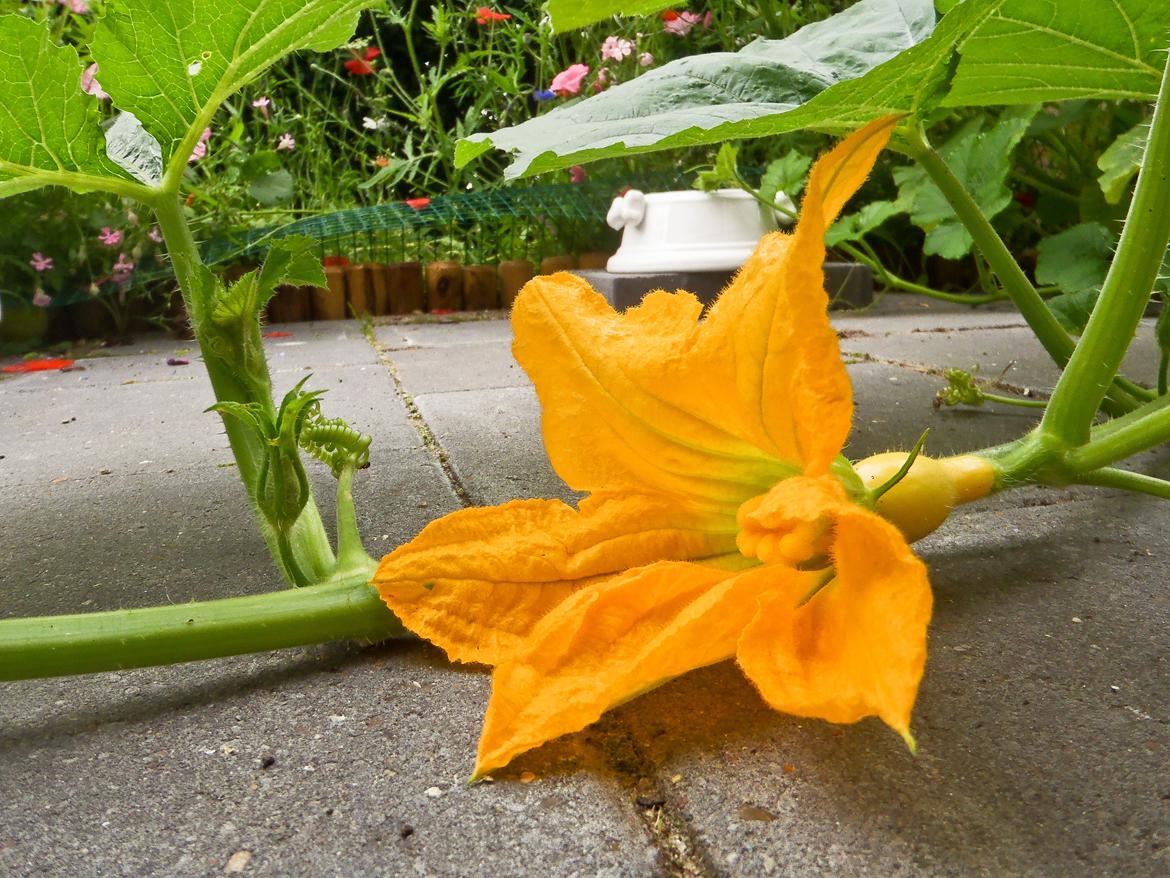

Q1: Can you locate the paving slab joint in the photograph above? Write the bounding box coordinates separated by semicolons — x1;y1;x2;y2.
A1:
594;721;721;878
364;324;475;508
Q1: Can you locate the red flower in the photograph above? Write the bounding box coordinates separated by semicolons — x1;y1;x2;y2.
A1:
662;9;679;20
1013;191;1036;209
344;48;380;76
2;358;74;374
475;6;511;24
323;256;351;267
404;197;431;210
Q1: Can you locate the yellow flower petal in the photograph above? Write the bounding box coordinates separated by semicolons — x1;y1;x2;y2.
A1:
473;561;801;778
700;114;899;476
511;116;897;508
735;505;931;745
512;276;800;507
373;493;738;666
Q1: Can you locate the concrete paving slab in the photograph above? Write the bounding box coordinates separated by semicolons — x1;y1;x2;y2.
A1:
599;493;1170;878
411;386;577;507
5;307;1170;877
1;336;423;489
0;453;457;619
837;311;1161;394
1;377;235;486
386;343;528;396
387;320;514;350
261;321;382;369
0;642;659;878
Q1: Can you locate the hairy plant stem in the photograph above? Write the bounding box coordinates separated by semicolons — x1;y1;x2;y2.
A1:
153;194;336;585
0;569;401;681
1040;53;1170;446
901;126;1146;417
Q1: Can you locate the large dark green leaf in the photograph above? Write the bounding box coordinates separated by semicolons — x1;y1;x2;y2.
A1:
547;0;674;32
893;105;1037;259
92;0;372;166
456;0;1002;178
0;17;132;198
945;0;1165;106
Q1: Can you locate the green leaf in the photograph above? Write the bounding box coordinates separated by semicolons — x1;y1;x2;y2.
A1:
547;0;675;32
456;0;1004;178
91;0;374;167
1097;121;1147;205
0;16;133;198
893;106;1037;259
214;237;323;326
825;200;903;246
1035;222;1114;294
758;150;812;205
258;236;325;295
1046;289;1100;334
694;143;740;191
944;0;1165;106
249;168;294;206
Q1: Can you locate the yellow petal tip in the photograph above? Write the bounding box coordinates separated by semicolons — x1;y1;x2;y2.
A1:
900;728;918;756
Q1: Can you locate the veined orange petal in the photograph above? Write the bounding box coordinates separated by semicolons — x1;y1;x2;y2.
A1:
702;115;898;476
512;118;896;507
512;276;800;508
735;504;931;747
473;561;805;779
373;492;738;666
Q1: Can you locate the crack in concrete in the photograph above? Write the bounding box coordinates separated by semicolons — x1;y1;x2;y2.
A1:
596;723;721;878
363;326;475;508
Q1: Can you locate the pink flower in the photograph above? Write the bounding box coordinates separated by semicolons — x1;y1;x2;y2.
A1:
703;10;713;27
58;0;89;14
80;63;109;100
98;227;123;247
111;253;135;283
30;252;53;272
148;226;164;244
592;67;610;93
188;127;212;164
550;63;590;97
277;132;296;152
252;96;271;118
600;36;634;62
663;11;701;37
32;290;52;308
638;52;654;67
569;165;588;184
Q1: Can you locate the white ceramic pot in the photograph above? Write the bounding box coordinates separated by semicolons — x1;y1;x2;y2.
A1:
605;188;794;274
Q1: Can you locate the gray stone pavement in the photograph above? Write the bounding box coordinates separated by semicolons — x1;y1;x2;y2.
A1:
2;296;1168;876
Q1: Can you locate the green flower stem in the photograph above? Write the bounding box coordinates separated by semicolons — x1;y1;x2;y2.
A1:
0;571;402;682
153;194;336;585
839;240;1003;305
1064;400;1170;473
1072;467;1170;500
901;125;1144;417
335;462;376;576
1040;54;1170;446
981;391;1047;410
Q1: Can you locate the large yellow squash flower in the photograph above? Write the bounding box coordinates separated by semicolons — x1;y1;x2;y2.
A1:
374;116;996;779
